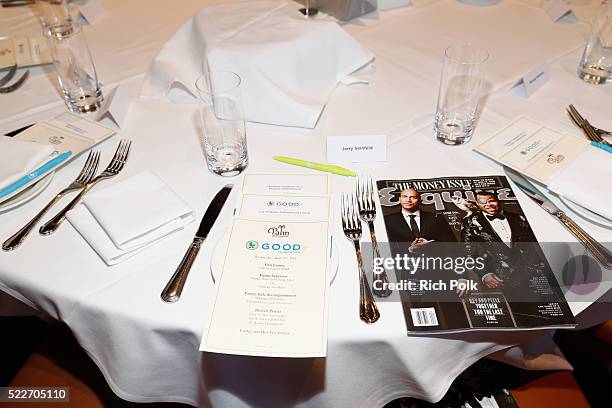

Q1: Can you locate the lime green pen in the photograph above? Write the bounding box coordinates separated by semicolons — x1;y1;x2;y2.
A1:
273;156;357;177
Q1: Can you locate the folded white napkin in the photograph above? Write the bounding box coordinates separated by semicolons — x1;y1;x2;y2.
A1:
547;146;612;221
141;1;374;128
0;137;53;191
67;172;195;265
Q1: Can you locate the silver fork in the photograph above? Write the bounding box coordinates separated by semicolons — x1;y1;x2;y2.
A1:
0;69;29;94
356;176;391;298
2;151;100;251
567;105;611;146
341;193;380;324
39;139;131;235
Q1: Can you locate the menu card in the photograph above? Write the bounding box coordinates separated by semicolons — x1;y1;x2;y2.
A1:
200;174;332;357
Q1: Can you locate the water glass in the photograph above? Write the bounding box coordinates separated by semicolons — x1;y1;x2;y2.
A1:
578;0;612;85
195;71;248;177
433;45;489;145
47;23;103;113
33;0;73;36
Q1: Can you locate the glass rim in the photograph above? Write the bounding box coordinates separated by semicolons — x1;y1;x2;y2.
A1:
195;71;242;96
444;44;490;65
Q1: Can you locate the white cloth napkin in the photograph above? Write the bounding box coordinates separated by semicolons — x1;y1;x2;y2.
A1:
141;1;374;128
67;172;195;265
0;137;53;191
547;146;612;221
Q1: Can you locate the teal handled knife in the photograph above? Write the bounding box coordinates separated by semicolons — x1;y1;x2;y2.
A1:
505;167;612;269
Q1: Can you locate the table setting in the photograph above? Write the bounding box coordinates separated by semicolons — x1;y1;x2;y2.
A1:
0;0;611;407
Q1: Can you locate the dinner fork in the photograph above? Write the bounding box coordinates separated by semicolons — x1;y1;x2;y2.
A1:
39;139;131;235
342;193;380;324
356;176;391;298
2;150;100;251
0;70;29;94
567;105;612;146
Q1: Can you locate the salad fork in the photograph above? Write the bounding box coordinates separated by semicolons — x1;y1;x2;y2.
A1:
356;176;391;298
2;150;100;250
567;105;611;146
341;193;380;324
39;139;131;235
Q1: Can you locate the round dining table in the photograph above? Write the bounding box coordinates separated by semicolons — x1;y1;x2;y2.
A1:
1;0;610;407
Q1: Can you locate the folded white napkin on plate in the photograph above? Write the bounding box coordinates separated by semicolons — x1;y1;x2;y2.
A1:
547;146;612;221
0;137;53;191
67;172;195;265
141;1;374;128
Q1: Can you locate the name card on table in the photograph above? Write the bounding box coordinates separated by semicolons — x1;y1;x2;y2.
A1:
77;0;105;25
95;85;130;128
327;134;387;163
542;0;576;23
0;36;52;70
511;63;550;98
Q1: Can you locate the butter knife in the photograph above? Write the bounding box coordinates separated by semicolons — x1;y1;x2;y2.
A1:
161;184;233;303
505;168;612;269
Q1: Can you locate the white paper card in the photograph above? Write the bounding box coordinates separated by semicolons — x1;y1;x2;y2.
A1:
95;85;130;128
511;63;550;98
474;117;589;184
237;194;332;222
0;36;52;70
542;0;575;23
241;173;330;196
77;0;105;25
327;134;387;163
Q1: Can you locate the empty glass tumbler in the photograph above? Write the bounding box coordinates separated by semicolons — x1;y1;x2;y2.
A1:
195;71;248;177
578;0;612;85
433;45;489;145
47;23;103;113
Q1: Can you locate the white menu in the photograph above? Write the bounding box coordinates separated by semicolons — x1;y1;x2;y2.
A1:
200;174;332;357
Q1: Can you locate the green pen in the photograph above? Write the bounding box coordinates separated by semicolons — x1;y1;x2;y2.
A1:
273;156;357;177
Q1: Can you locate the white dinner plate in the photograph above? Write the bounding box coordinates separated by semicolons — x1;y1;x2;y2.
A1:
0;172;54;213
558;196;612;228
210;231;339;285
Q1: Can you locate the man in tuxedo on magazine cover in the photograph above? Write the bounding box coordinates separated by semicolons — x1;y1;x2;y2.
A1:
385;188;457;251
460;191;538;289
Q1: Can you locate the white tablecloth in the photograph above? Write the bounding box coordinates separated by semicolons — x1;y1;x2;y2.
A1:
1;1;610;407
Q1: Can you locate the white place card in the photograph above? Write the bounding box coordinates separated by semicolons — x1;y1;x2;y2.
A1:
77;0;105;25
95;85;130;128
542;0;576;23
0;36;52;70
326;134;387;163
241;173;330;196
474;117;589;184
511;63;550;98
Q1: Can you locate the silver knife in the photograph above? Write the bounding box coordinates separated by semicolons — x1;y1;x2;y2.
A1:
161;184;233;303
505;168;612;269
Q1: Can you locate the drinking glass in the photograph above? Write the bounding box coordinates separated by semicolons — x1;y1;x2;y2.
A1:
195;71;248;177
578;0;612;85
33;0;73;36
46;23;103;113
433;45;489;145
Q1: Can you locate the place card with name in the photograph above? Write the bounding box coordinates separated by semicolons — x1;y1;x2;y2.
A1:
326;134;387;163
77;0;105;25
542;0;576;23
511;63;550;98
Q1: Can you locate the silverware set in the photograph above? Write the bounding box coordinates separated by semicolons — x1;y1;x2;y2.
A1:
0;65;29;94
567;104;612;147
356;176;391;299
2;139;131;250
342;176;390;324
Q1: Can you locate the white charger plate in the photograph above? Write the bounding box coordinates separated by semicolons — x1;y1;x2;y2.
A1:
210;231;339;285
0;172;54;214
559;196;612;228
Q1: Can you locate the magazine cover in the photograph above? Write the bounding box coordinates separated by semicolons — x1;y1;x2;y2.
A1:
375;176;576;333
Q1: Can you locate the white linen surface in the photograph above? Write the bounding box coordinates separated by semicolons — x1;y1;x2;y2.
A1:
547;146;612;221
66;171;194;265
1;1;611;408
0;138;53;191
141;1;374;128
